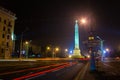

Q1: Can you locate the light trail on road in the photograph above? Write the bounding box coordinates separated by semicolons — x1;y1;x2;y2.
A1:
13;62;77;80
0;62;68;76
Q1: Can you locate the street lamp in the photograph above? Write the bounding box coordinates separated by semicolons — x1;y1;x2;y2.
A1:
80;16;96;71
47;46;50;50
65;49;68;52
55;47;59;52
19;28;29;60
46;46;51;57
106;48;109;52
25;41;29;59
54;47;59;57
80;18;87;24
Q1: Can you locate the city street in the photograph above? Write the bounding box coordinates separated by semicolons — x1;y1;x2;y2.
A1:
0;59;87;80
0;59;120;80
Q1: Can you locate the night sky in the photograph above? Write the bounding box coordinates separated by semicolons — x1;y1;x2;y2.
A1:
0;0;120;50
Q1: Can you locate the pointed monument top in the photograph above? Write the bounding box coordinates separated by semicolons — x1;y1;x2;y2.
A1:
75;20;78;23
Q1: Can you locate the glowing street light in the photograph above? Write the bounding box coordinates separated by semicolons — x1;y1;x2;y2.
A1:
80;16;96;71
25;41;29;59
55;47;59;52
80;18;87;24
87;55;90;58
106;48;109;52
47;46;50;50
25;41;29;44
69;55;72;58
65;49;68;52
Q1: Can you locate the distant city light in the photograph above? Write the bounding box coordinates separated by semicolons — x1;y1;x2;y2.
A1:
25;41;29;44
103;50;106;53
87;55;90;58
47;46;50;50
70;50;73;54
69;55;72;58
106;48;109;52
55;47;59;51
65;49;68;52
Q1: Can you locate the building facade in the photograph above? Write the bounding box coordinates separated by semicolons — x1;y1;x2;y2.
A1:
0;7;16;59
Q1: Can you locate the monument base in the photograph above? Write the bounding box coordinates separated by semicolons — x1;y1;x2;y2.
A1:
72;49;84;58
73;49;81;56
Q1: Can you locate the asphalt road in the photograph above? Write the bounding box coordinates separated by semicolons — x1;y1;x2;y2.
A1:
0;60;88;80
27;62;86;80
1;59;120;80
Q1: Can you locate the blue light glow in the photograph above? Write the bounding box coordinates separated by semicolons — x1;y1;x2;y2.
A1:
11;34;14;40
103;50;106;54
75;20;79;49
70;50;73;54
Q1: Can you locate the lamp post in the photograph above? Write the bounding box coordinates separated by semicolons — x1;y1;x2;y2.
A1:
19;28;29;60
52;47;59;58
19;32;23;60
46;46;59;58
46;46;51;57
97;36;104;61
81;16;96;71
54;47;59;57
25;41;29;59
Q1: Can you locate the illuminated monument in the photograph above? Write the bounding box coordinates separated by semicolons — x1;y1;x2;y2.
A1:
73;20;81;57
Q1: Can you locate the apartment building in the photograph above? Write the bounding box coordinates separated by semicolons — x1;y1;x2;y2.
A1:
0;7;16;59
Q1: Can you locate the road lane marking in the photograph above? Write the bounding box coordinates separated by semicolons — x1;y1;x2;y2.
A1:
74;62;89;80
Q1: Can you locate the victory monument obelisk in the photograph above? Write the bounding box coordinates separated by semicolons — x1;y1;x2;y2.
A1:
73;20;82;58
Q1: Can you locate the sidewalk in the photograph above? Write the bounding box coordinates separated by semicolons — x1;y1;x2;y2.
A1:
75;61;120;80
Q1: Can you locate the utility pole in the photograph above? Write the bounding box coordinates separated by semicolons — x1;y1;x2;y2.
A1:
25;41;29;59
19;27;29;60
19;32;23;60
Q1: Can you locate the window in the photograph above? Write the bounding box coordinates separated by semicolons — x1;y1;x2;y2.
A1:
7;42;9;47
3;26;5;31
2;34;5;38
7;35;10;39
8;28;11;33
0;17;1;22
4;20;6;24
8;21;12;27
1;48;4;53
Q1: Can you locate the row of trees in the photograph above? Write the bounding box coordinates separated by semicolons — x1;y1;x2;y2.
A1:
12;43;68;58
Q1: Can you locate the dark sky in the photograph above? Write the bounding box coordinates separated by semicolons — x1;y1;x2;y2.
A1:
0;0;120;50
